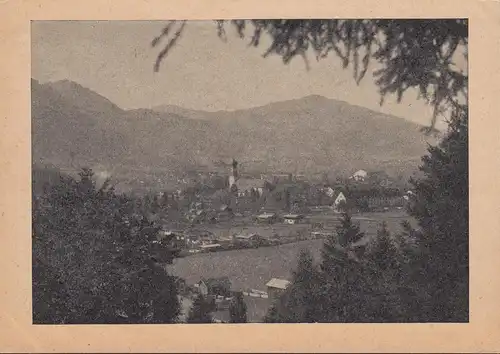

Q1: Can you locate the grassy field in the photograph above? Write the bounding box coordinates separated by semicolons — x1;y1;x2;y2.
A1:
168;211;415;322
169;211;414;289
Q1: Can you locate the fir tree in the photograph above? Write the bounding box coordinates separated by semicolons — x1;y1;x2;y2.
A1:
229;292;248;323
32;168;181;324
368;222;399;272
406;107;469;322
186;294;213;324
287;249;321;322
321;212;364;273
264;249;321;323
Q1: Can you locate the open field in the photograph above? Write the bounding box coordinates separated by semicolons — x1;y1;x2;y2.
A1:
169;211;415;290
198;209;412;240
169;211;414;322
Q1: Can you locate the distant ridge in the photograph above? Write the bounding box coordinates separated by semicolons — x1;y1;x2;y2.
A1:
32;78;436;191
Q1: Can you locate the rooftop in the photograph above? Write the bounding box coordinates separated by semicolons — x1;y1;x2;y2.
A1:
283;214;304;219
235;233;258;239
236;178;267;191
257;213;276;218
266;278;291;290
199;243;221;248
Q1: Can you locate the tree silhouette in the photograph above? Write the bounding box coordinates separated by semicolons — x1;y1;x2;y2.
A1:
405;106;469;322
229;292;248;323
32;168;181;324
368;221;399;272
186;294;214;323
151;19;467;130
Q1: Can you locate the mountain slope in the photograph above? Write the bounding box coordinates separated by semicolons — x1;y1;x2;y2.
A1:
32;79;435;190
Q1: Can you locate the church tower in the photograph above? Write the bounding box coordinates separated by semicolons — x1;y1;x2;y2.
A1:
229;158;238;190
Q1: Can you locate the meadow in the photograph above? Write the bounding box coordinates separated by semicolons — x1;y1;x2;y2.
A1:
169;211;415;292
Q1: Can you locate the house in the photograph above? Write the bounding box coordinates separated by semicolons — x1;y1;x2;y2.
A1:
271;174;293;184
235;233;259;241
256;212;277;224
350;169;368;182
324;187;335;198
216;204;234;222
160;230;187;248
235;178;266;197
185;229;216;246
199;243;222;252
332;191;347;211
283;214;305;225
266;278;291;302
234;233;267;247
311;230;335;239
196;277;232;298
367;196;405;210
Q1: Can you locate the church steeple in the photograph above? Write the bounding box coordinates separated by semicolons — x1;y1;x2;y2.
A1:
229;158;238;190
232;158;238;179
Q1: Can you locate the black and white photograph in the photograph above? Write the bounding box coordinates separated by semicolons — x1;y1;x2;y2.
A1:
31;19;468;324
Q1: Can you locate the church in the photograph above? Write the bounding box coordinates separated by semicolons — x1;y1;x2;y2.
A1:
228;159;266;198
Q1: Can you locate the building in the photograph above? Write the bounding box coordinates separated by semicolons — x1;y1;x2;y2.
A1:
324;187;335;198
235;233;259;242
332;191;347;211
256;212;277;224
228;159;238;190
160;230;187;248
228;158;266;197
199;243;222;252
350;169;368;182
283;214;305;225
235;178;266;197
234;233;267;247
310;230;335;239
367;196;405;210
196;277;232;298
266;278;291;303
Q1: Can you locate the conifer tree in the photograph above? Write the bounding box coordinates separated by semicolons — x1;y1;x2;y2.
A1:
369;222;399;272
229;292;248;323
321;212;364;273
406;107;469;322
264;249;321;323
32;168;181;324
186;294;213;324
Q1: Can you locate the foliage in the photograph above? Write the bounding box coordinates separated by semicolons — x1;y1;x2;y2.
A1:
405;105;469;322
186;294;214;323
32;168;181;324
265;226;404;322
265;249;322;323
265;164;469;323
152;19;467;130
368;222;399;272
229;292;248;323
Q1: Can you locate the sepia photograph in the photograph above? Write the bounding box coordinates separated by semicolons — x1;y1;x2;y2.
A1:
31;19;468;325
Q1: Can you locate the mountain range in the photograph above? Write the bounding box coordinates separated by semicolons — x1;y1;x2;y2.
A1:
32;78;436;191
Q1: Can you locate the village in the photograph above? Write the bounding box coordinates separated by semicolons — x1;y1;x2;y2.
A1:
154;160;413;255
150;160;415;322
28;19;469;330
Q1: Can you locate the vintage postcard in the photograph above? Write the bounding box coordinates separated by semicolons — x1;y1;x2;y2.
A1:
1;0;500;353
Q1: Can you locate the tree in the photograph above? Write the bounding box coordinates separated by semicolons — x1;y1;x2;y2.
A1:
321;212;364;272
405;106;468;322
318;214;381;322
151;20;467;131
229;292;248;323
368;222;399;272
265;249;321;323
32;168;181;324
186;294;214;324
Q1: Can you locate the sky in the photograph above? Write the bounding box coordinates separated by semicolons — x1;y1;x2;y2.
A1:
32;20;442;127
